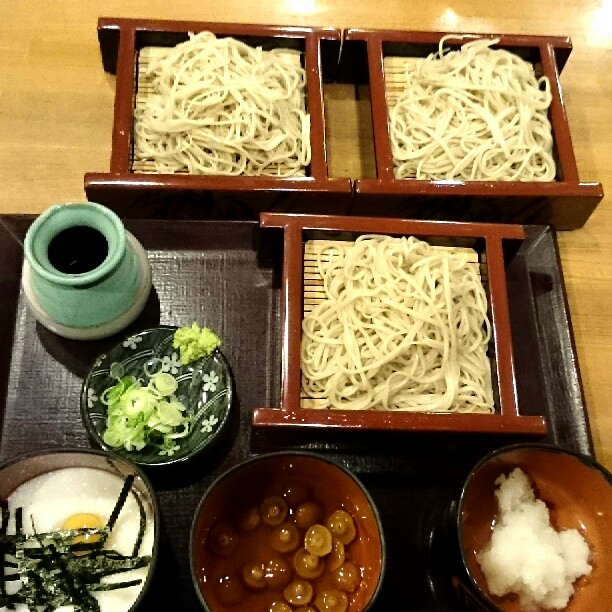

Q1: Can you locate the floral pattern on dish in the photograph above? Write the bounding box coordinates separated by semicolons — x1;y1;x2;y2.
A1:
80;325;233;467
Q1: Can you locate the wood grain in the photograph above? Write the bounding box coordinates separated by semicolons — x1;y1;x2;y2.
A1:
1;0;610;470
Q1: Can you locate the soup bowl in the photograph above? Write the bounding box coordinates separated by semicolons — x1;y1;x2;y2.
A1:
190;452;385;611
457;443;612;612
0;447;160;612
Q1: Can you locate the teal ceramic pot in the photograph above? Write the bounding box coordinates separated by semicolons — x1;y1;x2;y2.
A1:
22;202;151;340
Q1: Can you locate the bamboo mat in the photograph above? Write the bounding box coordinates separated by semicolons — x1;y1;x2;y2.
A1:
132;45;307;176
301;238;486;408
383;56;421;107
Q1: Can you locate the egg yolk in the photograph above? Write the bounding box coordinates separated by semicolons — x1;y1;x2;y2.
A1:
61;513;104;554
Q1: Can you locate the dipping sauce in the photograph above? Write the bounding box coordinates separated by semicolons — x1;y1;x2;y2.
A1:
47;225;108;274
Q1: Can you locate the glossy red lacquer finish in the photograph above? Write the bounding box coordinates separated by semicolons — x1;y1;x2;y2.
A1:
252;212;547;435
84;18;352;217
341;30;604;230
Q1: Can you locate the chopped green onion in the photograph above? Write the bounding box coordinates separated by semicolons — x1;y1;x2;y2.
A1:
150;372;178;397
143;358;162;378
109;362;125;380
100;376;137;406
102;367;191;456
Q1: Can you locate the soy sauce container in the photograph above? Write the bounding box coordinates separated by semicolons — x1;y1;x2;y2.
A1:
22;202;151;340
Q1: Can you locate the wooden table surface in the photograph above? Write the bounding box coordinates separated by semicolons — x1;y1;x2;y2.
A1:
1;1;610;470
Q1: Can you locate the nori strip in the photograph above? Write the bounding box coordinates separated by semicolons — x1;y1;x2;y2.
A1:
0;499;8;534
28;569;56;611
90;578;143;592
30;521;97;612
105;474;134;535
131;483;147;557
46;541;101;612
0;555;4;597
14;508;22;535
104;463;147;557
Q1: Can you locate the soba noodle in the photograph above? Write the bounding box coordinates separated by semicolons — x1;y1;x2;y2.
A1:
388;37;555;181
301;235;494;412
134;31;311;176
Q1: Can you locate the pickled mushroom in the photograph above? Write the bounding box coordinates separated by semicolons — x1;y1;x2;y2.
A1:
281;479;312;506
304;524;333;557
269;601;293;612
284;579;314;606
216;573;245;606
314;589;349;612
208;522;239;556
332;561;361;593
294;547;324;579
237;504;261;532
326;510;356;545
294;500;323;530
201;481;366;611
264;557;293;590
242;561;266;589
261;496;289;526
326;538;345;572
271;522;301;553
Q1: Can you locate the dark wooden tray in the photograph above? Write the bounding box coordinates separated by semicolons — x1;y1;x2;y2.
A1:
0;216;592;611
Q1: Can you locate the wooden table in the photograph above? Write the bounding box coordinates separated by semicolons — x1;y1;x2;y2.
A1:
2;1;610;470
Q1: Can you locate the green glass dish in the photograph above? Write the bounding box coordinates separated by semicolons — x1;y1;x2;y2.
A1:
80;325;233;468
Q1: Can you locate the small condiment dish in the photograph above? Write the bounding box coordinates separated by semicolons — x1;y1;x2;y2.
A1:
457;443;612;611
80;325;233;469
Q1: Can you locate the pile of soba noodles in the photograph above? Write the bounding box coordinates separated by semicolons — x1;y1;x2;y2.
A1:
301;235;494;412
388;37;555;181
134;31;311;176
